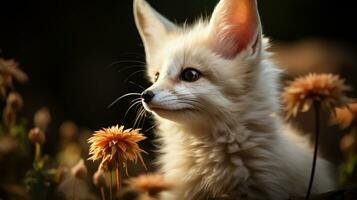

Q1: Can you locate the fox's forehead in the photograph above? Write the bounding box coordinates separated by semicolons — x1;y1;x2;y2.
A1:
147;26;213;77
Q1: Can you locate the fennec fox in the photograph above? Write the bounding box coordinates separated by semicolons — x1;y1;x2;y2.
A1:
133;0;335;199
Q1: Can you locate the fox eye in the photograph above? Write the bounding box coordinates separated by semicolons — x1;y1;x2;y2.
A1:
154;72;160;82
181;68;201;82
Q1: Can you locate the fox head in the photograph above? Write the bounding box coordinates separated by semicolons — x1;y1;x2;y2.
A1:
133;0;278;129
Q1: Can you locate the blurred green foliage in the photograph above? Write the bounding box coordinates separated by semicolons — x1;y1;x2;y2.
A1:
24;160;64;200
339;128;357;186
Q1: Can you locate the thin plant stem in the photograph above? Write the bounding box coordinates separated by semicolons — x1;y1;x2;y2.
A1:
73;178;76;200
100;187;105;200
110;171;113;200
35;143;41;163
116;161;122;192
305;103;320;200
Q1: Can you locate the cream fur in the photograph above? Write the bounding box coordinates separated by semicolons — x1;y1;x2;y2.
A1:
133;0;336;199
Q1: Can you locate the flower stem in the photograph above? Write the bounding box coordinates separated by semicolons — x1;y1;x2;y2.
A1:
305;103;320;200
109;171;113;200
100;187;105;200
116;164;121;192
35;143;41;163
73;178;76;200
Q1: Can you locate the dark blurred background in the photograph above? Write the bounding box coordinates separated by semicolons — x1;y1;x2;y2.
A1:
1;0;357;161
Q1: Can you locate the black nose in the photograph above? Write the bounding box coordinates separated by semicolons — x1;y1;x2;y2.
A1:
141;90;155;103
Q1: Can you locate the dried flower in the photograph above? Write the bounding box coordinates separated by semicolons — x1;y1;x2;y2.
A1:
57;143;81;166
0;58;28;82
93;168;107;187
340;131;356;154
282;73;352;199
0;58;28;97
88;125;146;171
59;121;78;141
331;103;357;129
127;174;173;197
34;107;51;131
282;73;351;118
3;106;16;128
2;92;23;129
6;92;23;112
28;127;45;144
71;159;88;179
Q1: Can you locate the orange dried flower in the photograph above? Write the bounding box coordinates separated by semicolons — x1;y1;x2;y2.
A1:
127;174;173;196
282;73;351;118
332;103;357;129
88;125;146;171
340;132;356;154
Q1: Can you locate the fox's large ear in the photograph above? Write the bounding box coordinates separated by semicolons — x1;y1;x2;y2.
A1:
208;0;262;59
133;0;177;62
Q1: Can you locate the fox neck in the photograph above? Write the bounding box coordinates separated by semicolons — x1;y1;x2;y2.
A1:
154;60;282;199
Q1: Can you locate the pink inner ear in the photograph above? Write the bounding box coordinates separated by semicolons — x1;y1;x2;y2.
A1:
212;0;260;59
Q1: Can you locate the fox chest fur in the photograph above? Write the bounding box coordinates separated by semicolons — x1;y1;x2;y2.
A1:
157;118;284;200
156;115;334;200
